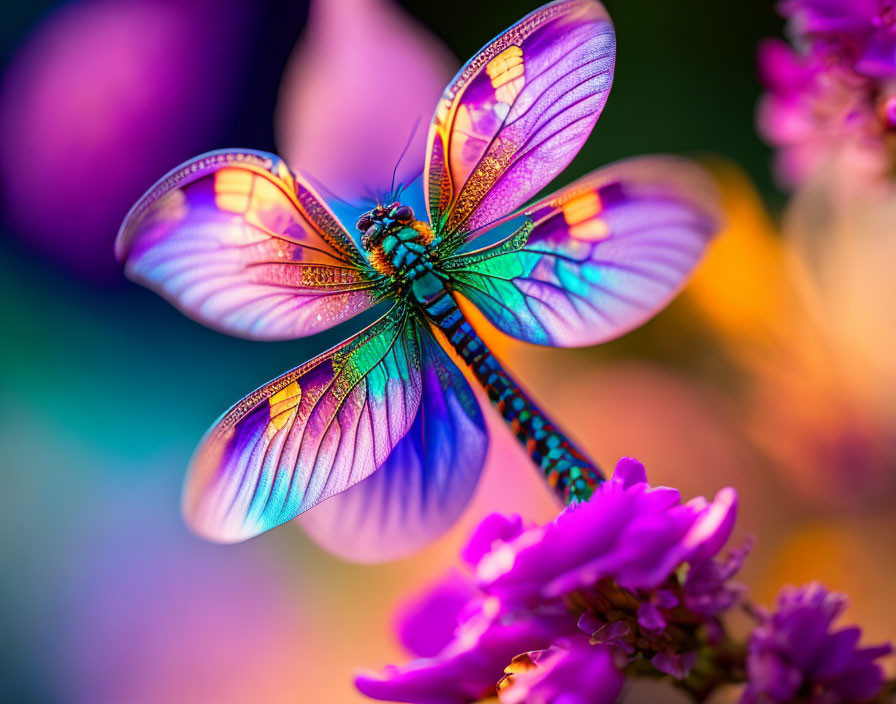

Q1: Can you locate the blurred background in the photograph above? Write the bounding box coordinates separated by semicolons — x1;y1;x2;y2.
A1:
2;0;894;702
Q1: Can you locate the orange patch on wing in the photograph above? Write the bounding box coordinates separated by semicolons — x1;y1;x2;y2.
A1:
214;167;254;213
268;381;301;433
486;46;525;103
562;191;608;240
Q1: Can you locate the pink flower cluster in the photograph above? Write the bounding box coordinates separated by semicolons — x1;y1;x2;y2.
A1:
758;0;896;187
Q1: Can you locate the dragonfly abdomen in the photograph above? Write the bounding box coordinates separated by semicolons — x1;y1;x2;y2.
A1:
418;285;604;504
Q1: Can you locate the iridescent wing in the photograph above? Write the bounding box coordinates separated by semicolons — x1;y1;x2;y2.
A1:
300;331;487;562
444;156;721;347
182;306;423;543
116;149;381;341
425;0;615;240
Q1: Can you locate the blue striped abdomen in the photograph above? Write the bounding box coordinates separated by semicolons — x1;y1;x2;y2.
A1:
414;278;603;503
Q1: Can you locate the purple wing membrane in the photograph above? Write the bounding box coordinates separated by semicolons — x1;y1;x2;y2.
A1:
300;331;488;562
182;307;423;543
425;0;615;237
116;149;380;341
447;156;721;347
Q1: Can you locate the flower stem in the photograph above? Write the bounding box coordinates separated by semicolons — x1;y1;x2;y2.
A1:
674;636;748;701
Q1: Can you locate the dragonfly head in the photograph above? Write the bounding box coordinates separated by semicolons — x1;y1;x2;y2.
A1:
357;202;414;249
357;202;437;278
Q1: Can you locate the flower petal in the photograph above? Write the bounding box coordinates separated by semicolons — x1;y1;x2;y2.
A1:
276;0;455;202
394;570;478;658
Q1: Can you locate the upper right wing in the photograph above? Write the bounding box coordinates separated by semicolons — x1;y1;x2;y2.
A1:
445;156;721;347
116;149;382;341
424;0;615;241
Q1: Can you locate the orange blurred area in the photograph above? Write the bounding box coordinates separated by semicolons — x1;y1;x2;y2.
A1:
463;160;896;679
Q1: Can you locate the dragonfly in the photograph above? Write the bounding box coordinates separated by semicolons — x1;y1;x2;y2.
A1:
116;0;719;558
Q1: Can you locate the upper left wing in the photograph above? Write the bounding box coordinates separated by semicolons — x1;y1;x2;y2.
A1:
116;149;382;341
425;0;615;241
445;156;721;347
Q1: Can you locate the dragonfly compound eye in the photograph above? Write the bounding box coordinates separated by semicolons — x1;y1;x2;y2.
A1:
364;221;385;243
356;214;375;233
389;205;415;223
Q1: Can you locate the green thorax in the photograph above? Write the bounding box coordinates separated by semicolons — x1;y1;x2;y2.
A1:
357;201;447;298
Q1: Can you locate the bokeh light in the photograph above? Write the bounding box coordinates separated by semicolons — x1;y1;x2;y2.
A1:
0;0;252;281
2;0;893;701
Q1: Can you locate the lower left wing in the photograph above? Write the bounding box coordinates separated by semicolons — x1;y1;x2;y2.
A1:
183;305;422;543
300;329;488;562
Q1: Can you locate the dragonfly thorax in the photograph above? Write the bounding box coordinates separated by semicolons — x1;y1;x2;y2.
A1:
357;202;442;281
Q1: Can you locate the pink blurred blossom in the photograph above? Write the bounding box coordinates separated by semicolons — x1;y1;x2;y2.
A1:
757;2;896;188
0;0;251;280
782;0;896;78
756;38;890;188
275;0;456;202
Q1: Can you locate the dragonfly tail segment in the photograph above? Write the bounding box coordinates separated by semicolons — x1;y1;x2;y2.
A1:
418;285;604;504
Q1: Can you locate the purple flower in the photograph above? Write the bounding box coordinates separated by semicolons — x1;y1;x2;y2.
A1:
356;593;580;703
356;459;745;702
742;582;892;703
496;642;624;704
684;538;752;618
393;569;478;659
474;457;738;602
